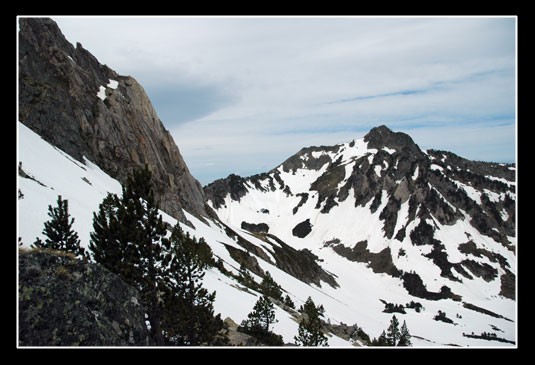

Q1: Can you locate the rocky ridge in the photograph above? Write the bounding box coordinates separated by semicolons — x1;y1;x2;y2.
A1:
18;17;211;223
205;125;516;302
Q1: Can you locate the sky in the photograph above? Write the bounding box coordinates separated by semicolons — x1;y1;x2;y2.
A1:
50;16;517;186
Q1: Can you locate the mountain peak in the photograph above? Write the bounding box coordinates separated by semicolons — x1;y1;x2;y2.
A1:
363;125;421;155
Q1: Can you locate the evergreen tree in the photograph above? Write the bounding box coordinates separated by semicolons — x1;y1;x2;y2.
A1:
32;195;86;259
386;315;401;346
239;295;283;345
260;271;282;300
238;264;257;289
89;193;122;268
161;223;226;345
294;296;328;346
89;165;169;345
283;294;295;309
398;320;412;346
372;330;389;346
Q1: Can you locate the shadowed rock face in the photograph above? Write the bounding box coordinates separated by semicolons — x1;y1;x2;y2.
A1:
18;17;212;222
18;250;152;346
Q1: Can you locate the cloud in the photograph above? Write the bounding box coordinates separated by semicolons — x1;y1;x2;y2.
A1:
51;16;516;185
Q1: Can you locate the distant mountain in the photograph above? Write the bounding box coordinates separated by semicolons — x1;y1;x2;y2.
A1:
18;17;212;223
205;125;516;302
17;17;517;347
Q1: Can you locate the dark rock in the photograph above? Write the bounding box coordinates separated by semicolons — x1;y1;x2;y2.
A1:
363;125;422;157
499;269;515;300
331;240;401;277
292;219;312;238
18;17;210;223
204;174;249;210
241;221;269;234
264;235;339;289
401;272;461;301
18;249;152;346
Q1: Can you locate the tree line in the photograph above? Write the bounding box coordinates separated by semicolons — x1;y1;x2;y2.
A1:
24;165;413;347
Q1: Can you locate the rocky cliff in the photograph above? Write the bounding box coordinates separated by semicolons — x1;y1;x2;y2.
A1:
18;17;212;223
18;249;152;346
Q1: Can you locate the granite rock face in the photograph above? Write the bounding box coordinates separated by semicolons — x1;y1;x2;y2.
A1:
18;17;212;222
18;250;152;346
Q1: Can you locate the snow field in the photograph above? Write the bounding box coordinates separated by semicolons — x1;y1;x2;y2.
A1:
17;122;516;347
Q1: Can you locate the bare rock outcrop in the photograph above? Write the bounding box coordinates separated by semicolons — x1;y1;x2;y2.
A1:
18;249;152;346
18;17;213;222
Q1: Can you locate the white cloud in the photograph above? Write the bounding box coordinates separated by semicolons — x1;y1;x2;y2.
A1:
51;16;516;185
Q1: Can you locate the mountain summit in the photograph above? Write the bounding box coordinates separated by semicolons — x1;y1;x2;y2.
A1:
205;126;516;302
364;125;422;156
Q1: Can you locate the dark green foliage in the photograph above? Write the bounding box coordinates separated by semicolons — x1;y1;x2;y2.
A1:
383;302;406;314
238;295;283;345
88;193;122;270
398;320;412;346
89;165;226;346
89;165;169;345
283;294;295;309
386;314;401;346
406;300;423;313
161;223;226;345
260;271;283;300
371;315;411;346
294;296;328;346
433;310;454;324
462;331;515;344
32;195;87;259
237;264;259;291
371;330;389;346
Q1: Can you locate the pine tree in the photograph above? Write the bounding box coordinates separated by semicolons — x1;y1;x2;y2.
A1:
239;295;283;345
398;320;412;346
283;294;295;309
89;165;169;345
32;195;86;259
161;223;226;345
372;330;388;346
89;193;122;269
294;296;328;346
238;264;257;289
260;271;283;300
386;315;401;346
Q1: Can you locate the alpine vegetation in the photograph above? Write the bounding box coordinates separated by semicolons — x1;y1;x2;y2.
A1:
18;17;516;347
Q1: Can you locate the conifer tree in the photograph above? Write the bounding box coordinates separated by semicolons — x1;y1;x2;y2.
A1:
387;315;401;346
239;295;283;345
398;320;412;346
33;195;86;259
294;296;328;346
283;294;295;309
161;223;226;345
89;193;122;268
260;271;282;300
89;165;169;345
373;330;388;346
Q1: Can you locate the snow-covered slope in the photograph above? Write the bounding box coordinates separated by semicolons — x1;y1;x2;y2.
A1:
17;122;354;346
18;122;516;346
204;126;517;347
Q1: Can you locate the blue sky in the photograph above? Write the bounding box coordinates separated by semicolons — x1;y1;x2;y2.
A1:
51;16;516;185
